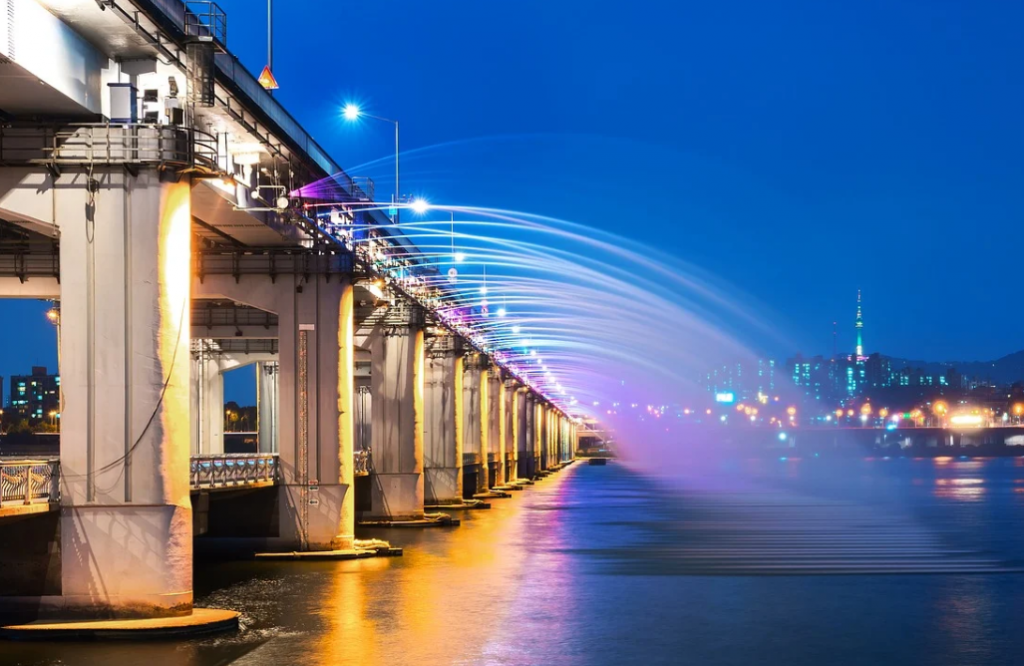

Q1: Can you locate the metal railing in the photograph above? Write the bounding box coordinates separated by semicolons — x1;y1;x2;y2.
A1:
0;460;59;508
190;453;278;490
354;449;370;477
184;1;227;46
0;124;220;173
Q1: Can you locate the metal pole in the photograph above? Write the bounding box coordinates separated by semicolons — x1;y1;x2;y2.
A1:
394;120;400;225
267;0;273;96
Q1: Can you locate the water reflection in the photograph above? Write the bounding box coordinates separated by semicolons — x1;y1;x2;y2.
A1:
11;460;1024;665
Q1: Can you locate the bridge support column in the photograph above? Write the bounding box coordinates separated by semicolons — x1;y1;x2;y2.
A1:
193;271;356;552
560;415;569;463
461;356;489;497
518;393;536;479
1;169;196;618
423;350;463;504
504;380;519;483
540;401;548;469
365;326;425;521
276;276;356;550
256;361;279;453
487;370;505;487
194;356;225;455
535;400;546;473
552;410;560;465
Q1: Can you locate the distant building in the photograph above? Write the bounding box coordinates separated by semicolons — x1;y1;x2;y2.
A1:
705;357;778;403
9;366;60;422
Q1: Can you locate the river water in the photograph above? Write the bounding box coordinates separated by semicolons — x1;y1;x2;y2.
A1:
7;456;1024;666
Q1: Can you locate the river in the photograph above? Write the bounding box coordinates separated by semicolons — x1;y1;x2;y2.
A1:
7;455;1024;665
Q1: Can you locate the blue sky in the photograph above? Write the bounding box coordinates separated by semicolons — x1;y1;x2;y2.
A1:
4;0;1024;404
226;0;1023;362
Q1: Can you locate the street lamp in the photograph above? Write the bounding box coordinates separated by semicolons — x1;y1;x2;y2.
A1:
342;104;400;224
46;303;62;414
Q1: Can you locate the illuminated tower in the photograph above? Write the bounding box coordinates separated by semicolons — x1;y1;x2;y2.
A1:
855;290;864;358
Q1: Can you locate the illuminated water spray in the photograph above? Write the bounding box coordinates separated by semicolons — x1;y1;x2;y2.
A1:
286;178;788;465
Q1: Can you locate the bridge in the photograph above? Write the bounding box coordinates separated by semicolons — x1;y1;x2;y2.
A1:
0;0;578;628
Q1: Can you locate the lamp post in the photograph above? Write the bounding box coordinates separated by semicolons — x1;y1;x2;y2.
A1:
343;104;400;225
46;304;62;414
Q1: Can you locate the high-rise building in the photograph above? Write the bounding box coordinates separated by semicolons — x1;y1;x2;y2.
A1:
855;289;864;358
789;354;834;402
705;358;778;403
9;366;60;422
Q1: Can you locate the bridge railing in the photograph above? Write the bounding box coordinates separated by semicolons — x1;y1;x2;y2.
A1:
0;460;59;508
190;454;278;490
0;124;220;174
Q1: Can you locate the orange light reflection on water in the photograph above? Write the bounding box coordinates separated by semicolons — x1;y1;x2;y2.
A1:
313;470;578;663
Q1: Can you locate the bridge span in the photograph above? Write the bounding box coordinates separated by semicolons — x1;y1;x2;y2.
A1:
0;0;578;626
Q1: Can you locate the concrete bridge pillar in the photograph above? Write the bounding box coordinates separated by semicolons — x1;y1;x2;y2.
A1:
553;411;561;464
560;415;569;462
461;355;489;496
503;380;519;483
487;369;505;488
256;361;280;453
275;276;356;550
540;397;548;469
365;324;425;521
423;348;464;505
193;272;356;552
519;393;537;479
191;355;225;455
540;399;548;467
0;168;194;618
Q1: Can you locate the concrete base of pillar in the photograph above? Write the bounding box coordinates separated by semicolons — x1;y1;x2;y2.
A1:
517;457;539;481
473;490;512;500
424;467;462;506
462;463;489;499
253;546;403;560
0;608;239;640
425;500;491;511
361;472;424;522
279;484;355;552
357;514;460;528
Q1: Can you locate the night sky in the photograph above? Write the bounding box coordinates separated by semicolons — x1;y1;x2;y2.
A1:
3;0;1023;404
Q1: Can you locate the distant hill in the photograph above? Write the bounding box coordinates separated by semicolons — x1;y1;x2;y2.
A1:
887;350;1024;386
